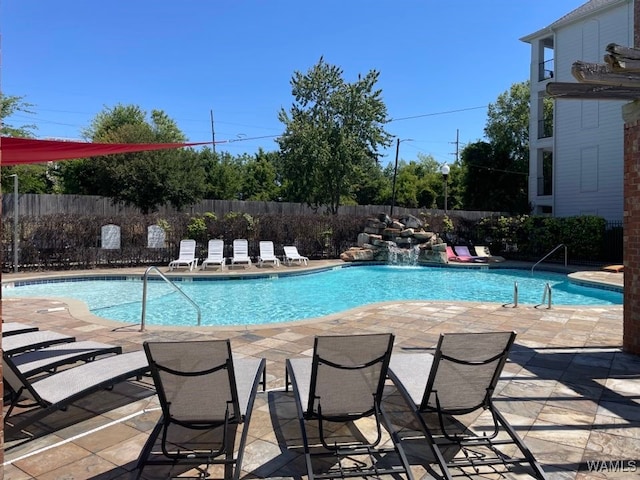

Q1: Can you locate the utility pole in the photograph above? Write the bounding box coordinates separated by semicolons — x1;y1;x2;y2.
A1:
450;128;460;163
210;109;216;154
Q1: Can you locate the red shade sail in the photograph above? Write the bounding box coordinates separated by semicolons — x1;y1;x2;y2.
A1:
0;137;212;165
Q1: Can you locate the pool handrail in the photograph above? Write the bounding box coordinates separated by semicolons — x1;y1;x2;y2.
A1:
536;282;553;309
141;266;202;331
531;244;567;274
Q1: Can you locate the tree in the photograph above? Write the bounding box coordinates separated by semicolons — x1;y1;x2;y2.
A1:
277;58;392;214
242;149;281;201
461;141;529;213
385;153;451;210
351;160;389;206
484;81;531;168
459;80;546;214
58;104;206;213
200;149;246;200
0;94;36;138
0;94;56;193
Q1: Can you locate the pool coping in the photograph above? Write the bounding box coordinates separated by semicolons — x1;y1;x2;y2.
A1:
1;259;623;289
0;260;624;333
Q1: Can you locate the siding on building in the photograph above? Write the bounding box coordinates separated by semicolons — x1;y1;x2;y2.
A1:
522;0;633;222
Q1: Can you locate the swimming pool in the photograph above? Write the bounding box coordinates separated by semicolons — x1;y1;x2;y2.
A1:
3;265;622;327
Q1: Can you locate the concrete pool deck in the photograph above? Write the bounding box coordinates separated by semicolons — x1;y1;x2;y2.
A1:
2;261;636;479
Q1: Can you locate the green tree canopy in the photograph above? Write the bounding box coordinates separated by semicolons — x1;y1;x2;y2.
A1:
58;104;206;213
484;80;531;167
277;58;392;214
461;141;529;213
242;149;281;201
459;80;543;214
200;149;246;200
0;94;55;193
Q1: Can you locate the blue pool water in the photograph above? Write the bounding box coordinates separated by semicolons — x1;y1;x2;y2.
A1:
3;266;622;327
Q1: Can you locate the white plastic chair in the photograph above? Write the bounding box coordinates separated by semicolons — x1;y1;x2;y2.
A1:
231;239;252;268
201;239;226;270
168;239;198;271
283;245;308;266
258;241;280;267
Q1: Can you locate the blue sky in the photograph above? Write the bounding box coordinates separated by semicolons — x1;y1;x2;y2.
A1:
1;0;585;166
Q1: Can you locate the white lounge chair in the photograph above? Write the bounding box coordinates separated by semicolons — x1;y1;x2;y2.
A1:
168;239;198;271
283;245;308;266
257;241;280;267
473;245;506;262
201;239;226;270
231;239;252;268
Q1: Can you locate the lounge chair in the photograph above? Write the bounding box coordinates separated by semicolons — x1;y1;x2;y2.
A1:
603;264;624;273
445;245;473;263
201;239;226;270
3;350;150;431
231;239;252;268
283;245;308;266
453;245;487;262
258;240;280;267
473;245;506;262
2;322;39;337
9;340;122;379
3;330;76;356
285;333;413;480
388;331;548;480
168;239;198;271
136;340;266;480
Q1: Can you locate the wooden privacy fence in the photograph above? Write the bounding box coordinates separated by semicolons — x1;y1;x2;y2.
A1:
1;194;496;220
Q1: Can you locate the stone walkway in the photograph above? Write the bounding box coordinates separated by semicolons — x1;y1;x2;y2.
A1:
1;263;637;479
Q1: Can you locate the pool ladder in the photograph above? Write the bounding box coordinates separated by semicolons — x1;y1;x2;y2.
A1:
140;266;202;331
537;283;552;309
507;281;552;309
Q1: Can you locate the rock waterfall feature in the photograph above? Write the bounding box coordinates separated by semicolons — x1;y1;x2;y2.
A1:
340;213;448;265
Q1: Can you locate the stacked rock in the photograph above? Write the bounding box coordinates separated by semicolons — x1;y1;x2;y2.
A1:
340;213;448;264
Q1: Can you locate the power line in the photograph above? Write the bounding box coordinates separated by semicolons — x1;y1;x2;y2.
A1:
390;105;488;122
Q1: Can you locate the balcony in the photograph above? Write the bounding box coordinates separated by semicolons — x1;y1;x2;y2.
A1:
537;118;553;139
538;59;554;82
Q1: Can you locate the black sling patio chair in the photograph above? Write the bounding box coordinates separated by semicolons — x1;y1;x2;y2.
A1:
3;329;76;356
136;339;266;480
2;322;39;337
387;331;548;480
285;333;414;480
10;340;123;379
3;350;150;431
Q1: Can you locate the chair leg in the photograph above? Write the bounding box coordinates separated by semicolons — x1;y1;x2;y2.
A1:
379;404;415;480
411;409;455;480
136;421;163;477
494;408;548;479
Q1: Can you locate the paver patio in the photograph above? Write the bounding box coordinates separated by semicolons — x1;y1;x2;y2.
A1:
1;264;637;479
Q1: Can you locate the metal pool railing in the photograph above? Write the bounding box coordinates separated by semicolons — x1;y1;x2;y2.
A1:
531;244;567;274
536;282;553;309
141;266;201;331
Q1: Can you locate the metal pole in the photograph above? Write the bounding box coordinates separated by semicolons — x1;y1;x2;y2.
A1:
390;137;400;218
443;174;448;214
12;174;19;273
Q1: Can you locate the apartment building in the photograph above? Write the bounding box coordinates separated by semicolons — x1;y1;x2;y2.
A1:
521;0;633;222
